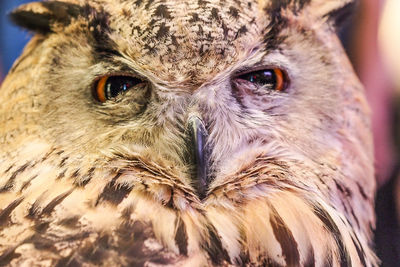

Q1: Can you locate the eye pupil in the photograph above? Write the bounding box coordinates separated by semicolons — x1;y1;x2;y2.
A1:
95;76;142;102
242;70;276;85
238;68;286;92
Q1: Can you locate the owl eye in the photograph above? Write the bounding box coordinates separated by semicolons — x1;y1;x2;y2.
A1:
94;76;143;102
237;68;287;91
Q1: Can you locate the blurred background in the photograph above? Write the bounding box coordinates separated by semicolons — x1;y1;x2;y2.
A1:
0;0;400;265
0;0;32;83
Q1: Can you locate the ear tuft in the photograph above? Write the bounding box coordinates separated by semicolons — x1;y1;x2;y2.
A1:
9;1;83;33
324;1;358;30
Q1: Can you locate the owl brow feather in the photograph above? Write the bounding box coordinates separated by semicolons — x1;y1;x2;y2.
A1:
84;4;113;42
266;0;312;13
261;0;313;51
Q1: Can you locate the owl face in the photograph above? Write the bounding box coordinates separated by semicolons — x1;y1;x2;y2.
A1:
0;0;377;266
5;0;367;195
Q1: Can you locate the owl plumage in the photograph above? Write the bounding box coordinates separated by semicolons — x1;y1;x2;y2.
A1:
0;0;378;266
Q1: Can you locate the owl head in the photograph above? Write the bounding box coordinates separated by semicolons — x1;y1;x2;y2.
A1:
0;0;377;266
2;0;370;196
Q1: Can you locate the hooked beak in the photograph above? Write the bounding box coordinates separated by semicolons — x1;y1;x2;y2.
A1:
187;115;209;200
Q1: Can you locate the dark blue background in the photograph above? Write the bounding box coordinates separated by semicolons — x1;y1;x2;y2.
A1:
0;0;31;79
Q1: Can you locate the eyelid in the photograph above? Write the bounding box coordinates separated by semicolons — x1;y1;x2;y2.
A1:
234;64;283;77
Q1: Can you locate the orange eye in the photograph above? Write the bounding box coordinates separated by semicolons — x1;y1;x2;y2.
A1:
237;68;288;92
96;76;108;103
274;68;285;92
94;75;143;103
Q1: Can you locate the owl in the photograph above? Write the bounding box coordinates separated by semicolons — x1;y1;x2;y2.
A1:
0;0;378;266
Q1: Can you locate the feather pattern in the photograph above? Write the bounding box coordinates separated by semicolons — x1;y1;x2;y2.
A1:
0;0;378;266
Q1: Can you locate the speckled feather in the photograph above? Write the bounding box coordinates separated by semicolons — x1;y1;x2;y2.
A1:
0;0;378;266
